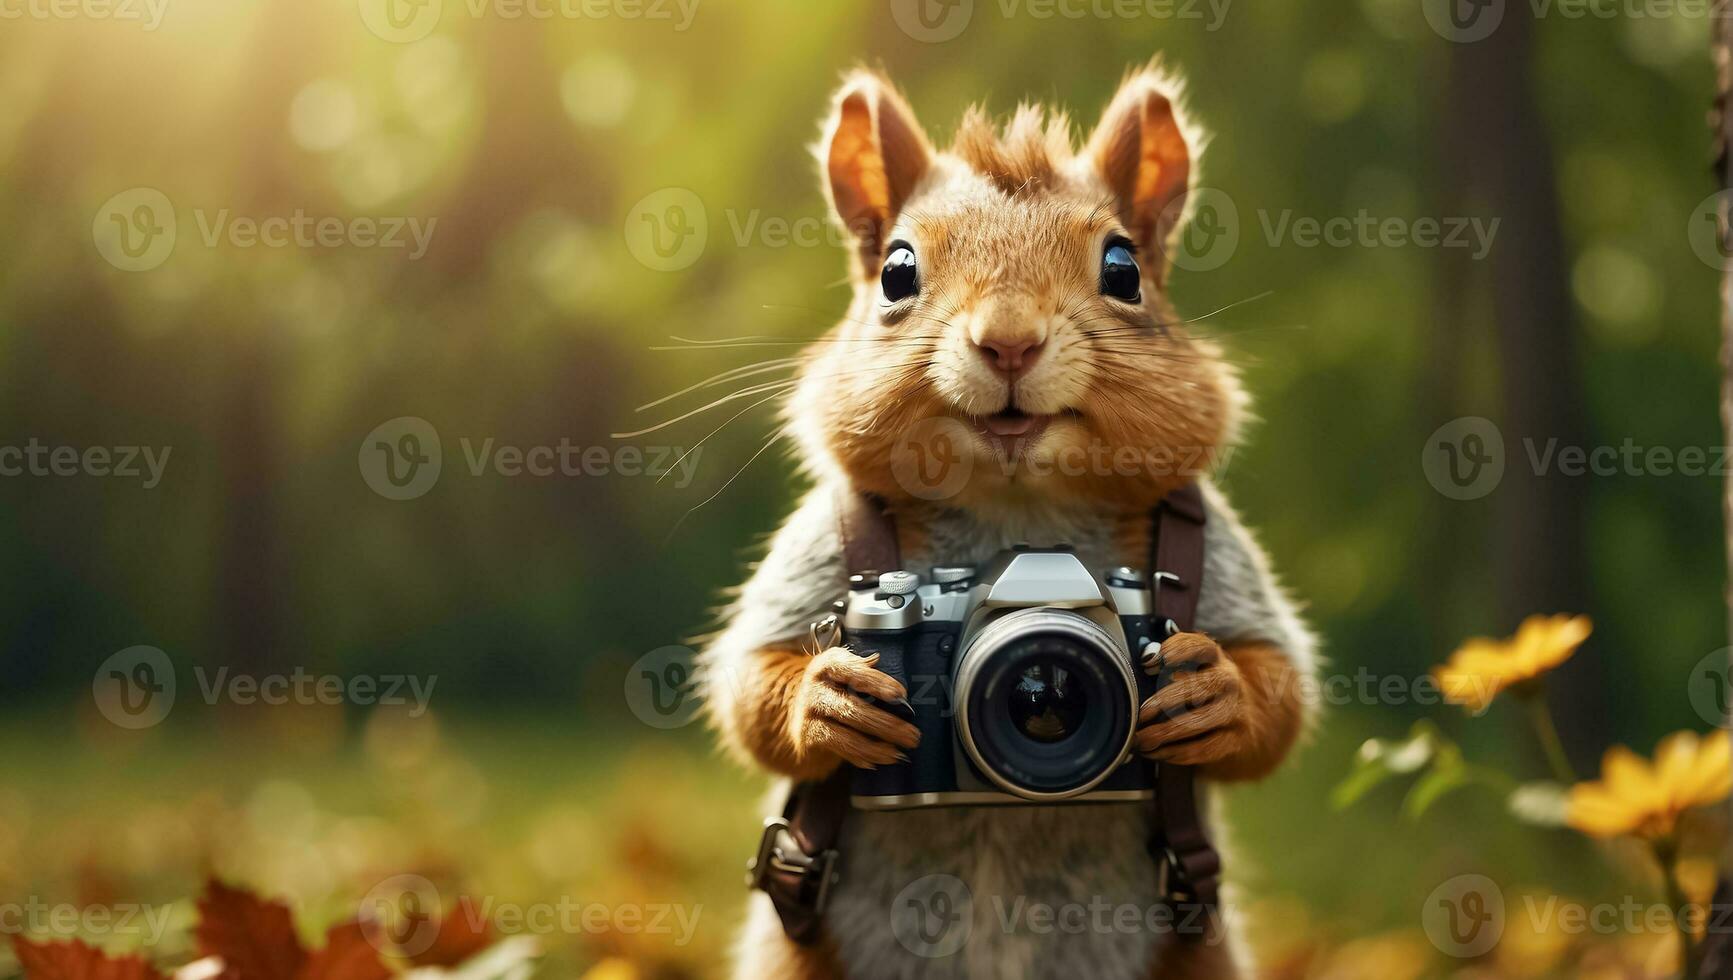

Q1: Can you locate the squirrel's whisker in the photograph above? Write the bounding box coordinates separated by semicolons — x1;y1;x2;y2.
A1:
636;358;801;413
612;379;800;439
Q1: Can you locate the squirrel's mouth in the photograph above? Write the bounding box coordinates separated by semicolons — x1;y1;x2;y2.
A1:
978;407;1045;438
967;407;1076;452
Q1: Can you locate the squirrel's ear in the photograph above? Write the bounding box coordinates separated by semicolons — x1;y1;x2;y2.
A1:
1083;69;1196;270
820;71;932;277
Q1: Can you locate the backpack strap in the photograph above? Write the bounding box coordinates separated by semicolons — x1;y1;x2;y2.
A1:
747;485;899;945
1146;482;1223;939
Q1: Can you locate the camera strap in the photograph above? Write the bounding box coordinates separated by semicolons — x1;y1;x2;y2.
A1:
750;482;1219;946
1146;482;1223;940
746;486;902;945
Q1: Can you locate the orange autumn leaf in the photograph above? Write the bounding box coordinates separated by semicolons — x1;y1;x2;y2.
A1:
10;936;167;980
193;880;393;980
296;923;392;980
403;896;494;968
195;880;307;980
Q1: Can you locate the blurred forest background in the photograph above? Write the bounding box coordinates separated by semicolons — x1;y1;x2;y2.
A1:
0;0;1727;976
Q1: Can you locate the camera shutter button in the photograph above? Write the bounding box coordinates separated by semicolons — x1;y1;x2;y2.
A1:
877;571;920;596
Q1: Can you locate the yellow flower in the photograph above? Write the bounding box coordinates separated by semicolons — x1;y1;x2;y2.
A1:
1566;730;1732;840
1433;614;1591;713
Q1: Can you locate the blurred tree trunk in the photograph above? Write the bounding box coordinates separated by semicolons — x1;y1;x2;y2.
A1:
1437;8;1602;762
1705;7;1733;976
213;0;315;682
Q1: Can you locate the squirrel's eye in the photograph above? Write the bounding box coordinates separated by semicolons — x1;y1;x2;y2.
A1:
881;242;918;303
1100;238;1141;302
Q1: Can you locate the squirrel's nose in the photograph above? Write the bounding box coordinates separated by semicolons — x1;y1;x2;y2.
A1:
976;337;1043;376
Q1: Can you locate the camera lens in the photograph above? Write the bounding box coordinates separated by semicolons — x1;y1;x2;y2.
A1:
1008;656;1088;744
953;609;1138;801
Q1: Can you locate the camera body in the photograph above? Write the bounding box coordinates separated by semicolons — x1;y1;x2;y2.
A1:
840;547;1167;810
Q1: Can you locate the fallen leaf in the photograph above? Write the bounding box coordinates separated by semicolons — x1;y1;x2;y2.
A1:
402;897;492;968
11;935;167;980
194;880;306;980
296;922;390;980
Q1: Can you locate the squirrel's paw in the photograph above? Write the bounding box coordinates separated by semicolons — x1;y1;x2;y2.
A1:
1132;632;1250;768
787;648;922;770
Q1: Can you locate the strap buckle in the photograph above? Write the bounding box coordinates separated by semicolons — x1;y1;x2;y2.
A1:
746;817;840;915
1155;844;1194;903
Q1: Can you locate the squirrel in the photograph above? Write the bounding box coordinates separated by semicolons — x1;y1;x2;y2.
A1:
699;61;1317;980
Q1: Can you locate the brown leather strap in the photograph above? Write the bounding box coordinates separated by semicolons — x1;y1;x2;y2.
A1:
1151;481;1206;633
755;767;852;945
1147;482;1222;940
835;486;900;580
753;486;901;944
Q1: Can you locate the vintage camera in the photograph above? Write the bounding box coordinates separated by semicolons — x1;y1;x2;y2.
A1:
837;547;1170;809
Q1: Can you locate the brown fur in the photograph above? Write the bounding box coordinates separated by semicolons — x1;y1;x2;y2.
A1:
1150;938;1239;980
951;103;1073;195
734;902;848;980
709;642;919;781
1132;636;1305;780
